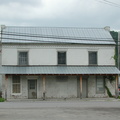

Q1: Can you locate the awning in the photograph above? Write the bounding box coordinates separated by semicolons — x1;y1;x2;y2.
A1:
0;66;119;75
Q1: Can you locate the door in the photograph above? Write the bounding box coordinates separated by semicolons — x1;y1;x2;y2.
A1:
28;80;37;99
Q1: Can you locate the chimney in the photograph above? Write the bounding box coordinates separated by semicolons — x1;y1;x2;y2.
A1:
104;26;110;31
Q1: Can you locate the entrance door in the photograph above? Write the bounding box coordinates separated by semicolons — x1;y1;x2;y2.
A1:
28;80;37;99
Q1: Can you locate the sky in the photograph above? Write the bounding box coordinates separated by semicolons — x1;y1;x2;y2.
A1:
0;0;120;31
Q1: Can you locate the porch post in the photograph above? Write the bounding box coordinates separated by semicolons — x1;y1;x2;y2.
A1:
115;75;119;98
80;75;82;99
42;75;46;100
5;75;8;100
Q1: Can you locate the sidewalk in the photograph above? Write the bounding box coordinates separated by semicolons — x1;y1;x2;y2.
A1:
6;97;120;102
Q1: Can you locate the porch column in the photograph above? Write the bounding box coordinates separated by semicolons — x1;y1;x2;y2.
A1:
5;75;8;100
115;75;119;98
80;75;82;99
42;75;46;100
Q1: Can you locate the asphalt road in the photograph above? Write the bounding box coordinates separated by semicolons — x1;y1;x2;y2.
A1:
0;100;120;120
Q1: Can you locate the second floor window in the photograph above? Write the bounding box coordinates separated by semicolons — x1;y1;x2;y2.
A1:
58;51;66;65
89;51;97;65
18;52;28;65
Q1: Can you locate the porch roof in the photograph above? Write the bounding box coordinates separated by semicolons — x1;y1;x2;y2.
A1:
0;66;119;75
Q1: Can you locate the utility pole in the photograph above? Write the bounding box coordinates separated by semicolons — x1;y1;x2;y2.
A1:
118;32;120;69
0;25;6;98
118;32;120;84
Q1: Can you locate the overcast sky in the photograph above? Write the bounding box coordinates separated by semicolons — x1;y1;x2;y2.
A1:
0;0;120;31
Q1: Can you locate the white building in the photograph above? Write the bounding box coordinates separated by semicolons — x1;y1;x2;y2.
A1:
0;26;119;100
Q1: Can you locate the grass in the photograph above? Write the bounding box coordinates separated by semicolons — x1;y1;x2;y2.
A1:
0;98;5;102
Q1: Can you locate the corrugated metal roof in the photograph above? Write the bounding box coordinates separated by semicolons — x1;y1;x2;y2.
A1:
1;26;115;45
0;66;119;75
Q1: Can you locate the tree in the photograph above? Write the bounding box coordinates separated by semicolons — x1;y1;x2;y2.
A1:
110;31;118;67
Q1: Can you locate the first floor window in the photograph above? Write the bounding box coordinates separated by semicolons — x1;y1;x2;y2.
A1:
96;76;105;94
12;75;21;93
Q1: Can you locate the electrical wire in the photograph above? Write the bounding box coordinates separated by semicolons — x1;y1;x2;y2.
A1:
0;29;119;45
95;0;120;8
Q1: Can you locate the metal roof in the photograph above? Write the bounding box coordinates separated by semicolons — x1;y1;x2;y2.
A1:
1;26;115;45
0;66;119;75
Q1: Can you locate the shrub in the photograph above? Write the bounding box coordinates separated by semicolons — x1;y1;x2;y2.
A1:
0;98;5;102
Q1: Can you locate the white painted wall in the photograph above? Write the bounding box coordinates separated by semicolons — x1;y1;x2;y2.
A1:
2;48;17;65
2;44;115;66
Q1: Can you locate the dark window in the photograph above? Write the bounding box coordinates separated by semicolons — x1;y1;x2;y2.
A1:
96;76;105;94
12;75;20;93
89;52;97;65
18;52;28;65
58;52;66;65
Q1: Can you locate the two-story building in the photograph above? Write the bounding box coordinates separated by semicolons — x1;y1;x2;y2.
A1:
0;26;119;100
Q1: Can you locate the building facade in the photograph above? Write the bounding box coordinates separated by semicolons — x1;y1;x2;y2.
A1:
0;26;119;100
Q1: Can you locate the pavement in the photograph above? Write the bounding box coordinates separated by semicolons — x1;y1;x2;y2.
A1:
6;97;120;102
0;98;120;120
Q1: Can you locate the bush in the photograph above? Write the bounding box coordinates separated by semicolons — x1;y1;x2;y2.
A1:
0;98;5;102
118;96;120;99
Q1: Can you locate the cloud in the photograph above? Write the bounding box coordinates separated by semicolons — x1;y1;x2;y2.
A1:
0;0;40;5
0;0;119;30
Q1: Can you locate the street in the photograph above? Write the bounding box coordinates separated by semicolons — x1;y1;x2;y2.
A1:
0;100;120;120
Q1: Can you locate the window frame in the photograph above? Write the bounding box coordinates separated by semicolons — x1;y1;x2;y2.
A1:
88;51;98;65
57;51;67;65
96;76;105;94
18;51;29;66
11;75;21;95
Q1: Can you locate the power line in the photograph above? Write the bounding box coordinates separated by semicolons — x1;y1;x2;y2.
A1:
103;0;120;6
1;30;120;45
95;0;120;8
1;32;114;41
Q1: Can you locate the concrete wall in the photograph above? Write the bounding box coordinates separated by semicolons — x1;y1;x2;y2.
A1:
3;75;116;99
87;75;116;98
88;75;107;97
2;44;115;66
5;75;77;99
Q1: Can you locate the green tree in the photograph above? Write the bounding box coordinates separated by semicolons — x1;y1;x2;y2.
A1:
110;31;118;67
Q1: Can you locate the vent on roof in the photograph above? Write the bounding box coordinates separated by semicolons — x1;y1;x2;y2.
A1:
104;26;110;31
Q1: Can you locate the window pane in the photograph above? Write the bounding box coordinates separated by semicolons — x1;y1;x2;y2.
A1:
19;52;28;65
13;84;20;93
29;81;35;89
13;76;20;83
89;52;97;65
58;52;66;64
12;75;20;93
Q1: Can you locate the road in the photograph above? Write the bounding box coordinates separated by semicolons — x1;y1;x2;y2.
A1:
0;100;120;120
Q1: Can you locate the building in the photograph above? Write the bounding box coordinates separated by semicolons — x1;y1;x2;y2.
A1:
0;26;119;100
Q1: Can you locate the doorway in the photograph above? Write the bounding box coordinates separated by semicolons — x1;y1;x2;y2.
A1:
28;80;37;99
